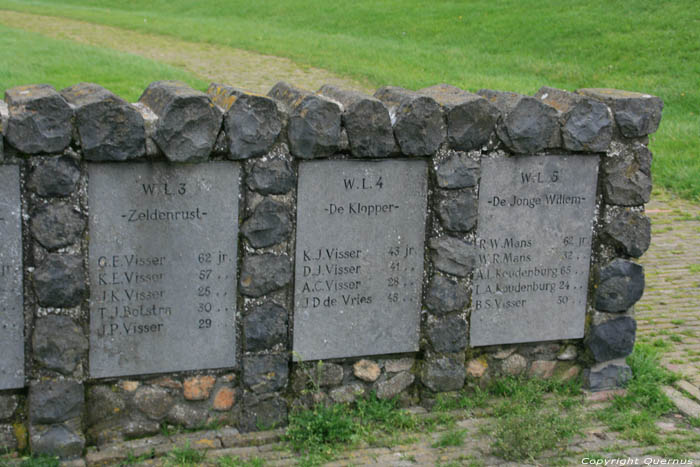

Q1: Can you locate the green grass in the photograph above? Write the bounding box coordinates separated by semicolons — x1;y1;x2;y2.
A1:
596;342;679;444
0;22;206;100
432;429;467;448
216;457;266;467
16;455;60;467
0;0;698;199
163;443;206;467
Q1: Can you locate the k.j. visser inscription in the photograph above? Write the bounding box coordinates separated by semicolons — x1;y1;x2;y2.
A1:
0;165;24;390
470;155;599;346
88;163;239;378
293;160;428;361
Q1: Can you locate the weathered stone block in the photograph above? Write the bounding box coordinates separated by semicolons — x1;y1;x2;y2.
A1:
421;354;465;393
33;315;88;375
247;157;295;195
207;83;283;159
535;86;612;152
478;89;559;153
244;301;288;352
268;82;341;158
330;383;365;403
587;316;637;362
420;84;497;151
243;354;288;393
166;403;208;429
87;385;125;426
425;275;469;315
29;380;84;424
437;190;478;232
584;359;632;391
377;371;415;399
30;203;86;251
27;155;81;198
133;386;174;421
578;88;663;138
318;85;395;158
428;236;474;277
239;392;288;432
241;198;292;248
434;152;480;189
212;387;236;411
139;81;222;162
4;84;72;154
374;86;445;156
240;253;292;297
595;259;645;312
601;143;652;205
502;353;527;376
426;315;468;353
33;254;86;308
0;395;18;420
602;210;651;258
61;82;145;161
30;424;85;459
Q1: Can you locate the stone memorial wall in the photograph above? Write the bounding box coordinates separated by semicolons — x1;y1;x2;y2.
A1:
0;80;662;458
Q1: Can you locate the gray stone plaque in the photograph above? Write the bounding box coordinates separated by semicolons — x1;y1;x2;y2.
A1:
88;162;239;378
0;165;24;389
471;155;599;346
293;160;428;361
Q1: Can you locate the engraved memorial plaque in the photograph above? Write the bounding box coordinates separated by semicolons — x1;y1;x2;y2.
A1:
293;160;428;361
471;155;599;346
0;165;24;389
89;163;239;378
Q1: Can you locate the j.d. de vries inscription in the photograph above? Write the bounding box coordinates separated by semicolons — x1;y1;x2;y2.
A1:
293;160;428;361
88;163;240;378
470;155;599;346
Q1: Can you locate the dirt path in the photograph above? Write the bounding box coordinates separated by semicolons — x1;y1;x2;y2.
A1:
637;189;700;387
0;10;371;94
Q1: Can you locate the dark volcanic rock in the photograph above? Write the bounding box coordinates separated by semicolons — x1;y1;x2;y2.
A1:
578;88;663;138
241;198;292;248
239;392;288;433
426;315;468;353
33;315;88;375
535;86;612;152
247;157;296;195
268;82;341;158
428;236;475;277
595;258;645;312
318;84;395;158
584;359;633;391
587;316;637;362
374;86;445;156
30;203;86;250
139;80;222;162
425;275;469;315
420;84;497;151
61;82;145;161
30;424;85;459
208;83;283;159
244;301;288;351
243;354;288;393
33;254;86;308
29;380;84;424
478;89;559;153
602;210;651;258
239;253;292;297
437;191;478;232
27;155;81;197
433;152;480;189
601;144;652;206
421;354;466;393
4;84;73;154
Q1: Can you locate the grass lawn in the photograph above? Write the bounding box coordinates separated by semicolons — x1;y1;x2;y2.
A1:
0;0;697;199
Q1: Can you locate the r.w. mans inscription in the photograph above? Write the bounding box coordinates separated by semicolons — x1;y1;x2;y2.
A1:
470;156;599;346
88;163;239;378
0;166;24;390
293;160;428;361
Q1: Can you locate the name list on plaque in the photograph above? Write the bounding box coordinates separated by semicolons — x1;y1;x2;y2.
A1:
88;162;239;378
293;160;428;361
0;166;24;390
470;155;599;347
